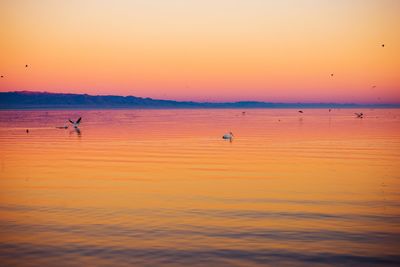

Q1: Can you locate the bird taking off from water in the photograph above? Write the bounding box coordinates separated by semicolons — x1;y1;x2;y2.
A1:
222;132;234;141
355;112;364;118
69;117;82;128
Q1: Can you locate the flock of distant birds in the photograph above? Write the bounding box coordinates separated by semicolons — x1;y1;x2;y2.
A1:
7;43;382;140
221;110;364;142
23;110;366;142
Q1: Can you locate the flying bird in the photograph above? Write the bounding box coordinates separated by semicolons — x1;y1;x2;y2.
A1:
355;112;364;118
69;117;82;128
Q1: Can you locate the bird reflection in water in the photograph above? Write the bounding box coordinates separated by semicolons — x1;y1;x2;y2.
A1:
70;127;81;137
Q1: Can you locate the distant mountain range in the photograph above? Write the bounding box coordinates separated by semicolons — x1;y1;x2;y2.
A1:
0;91;398;109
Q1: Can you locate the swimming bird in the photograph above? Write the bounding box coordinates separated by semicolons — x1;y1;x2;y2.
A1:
26;129;29;133
330;73;334;77
382;44;385;47
329;109;331;112
355;112;364;118
69;117;81;128
371;85;377;89
25;64;28;68
298;110;303;113
0;75;3;78
222;132;234;140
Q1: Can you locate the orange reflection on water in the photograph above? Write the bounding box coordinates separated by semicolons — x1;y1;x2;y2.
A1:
0;109;400;266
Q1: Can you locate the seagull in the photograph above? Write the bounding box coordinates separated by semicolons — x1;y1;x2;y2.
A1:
69;117;81;128
222;132;234;141
355;112;364;118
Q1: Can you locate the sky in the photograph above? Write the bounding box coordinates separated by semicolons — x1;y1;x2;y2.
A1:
0;0;399;103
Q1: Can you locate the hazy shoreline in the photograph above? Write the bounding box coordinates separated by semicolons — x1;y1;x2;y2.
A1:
1;91;399;109
1;106;400;110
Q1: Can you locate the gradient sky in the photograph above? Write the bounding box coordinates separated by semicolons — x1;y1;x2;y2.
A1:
0;0;399;103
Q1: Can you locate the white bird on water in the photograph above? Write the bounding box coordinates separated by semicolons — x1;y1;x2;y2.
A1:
222;132;234;141
69;117;82;128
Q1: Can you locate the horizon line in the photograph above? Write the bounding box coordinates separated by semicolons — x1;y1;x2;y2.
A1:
2;90;399;106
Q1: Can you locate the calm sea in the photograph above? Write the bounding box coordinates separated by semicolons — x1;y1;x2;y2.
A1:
0;109;399;266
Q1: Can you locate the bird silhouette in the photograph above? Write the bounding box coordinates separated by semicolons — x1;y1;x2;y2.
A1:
298;110;303;113
69;117;82;128
355;112;364;118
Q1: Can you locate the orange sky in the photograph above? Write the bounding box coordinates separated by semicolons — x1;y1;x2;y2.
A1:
0;0;399;103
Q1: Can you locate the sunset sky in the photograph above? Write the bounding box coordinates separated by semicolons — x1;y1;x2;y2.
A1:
0;0;399;103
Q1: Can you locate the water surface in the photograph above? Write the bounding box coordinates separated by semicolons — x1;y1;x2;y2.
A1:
1;109;400;266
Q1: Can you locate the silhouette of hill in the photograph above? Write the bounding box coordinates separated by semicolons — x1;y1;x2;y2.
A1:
0;91;398;109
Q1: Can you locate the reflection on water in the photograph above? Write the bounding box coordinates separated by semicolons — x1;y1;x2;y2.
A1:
0;109;400;266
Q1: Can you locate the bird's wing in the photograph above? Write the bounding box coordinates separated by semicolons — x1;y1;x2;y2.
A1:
76;117;82;124
69;119;74;124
